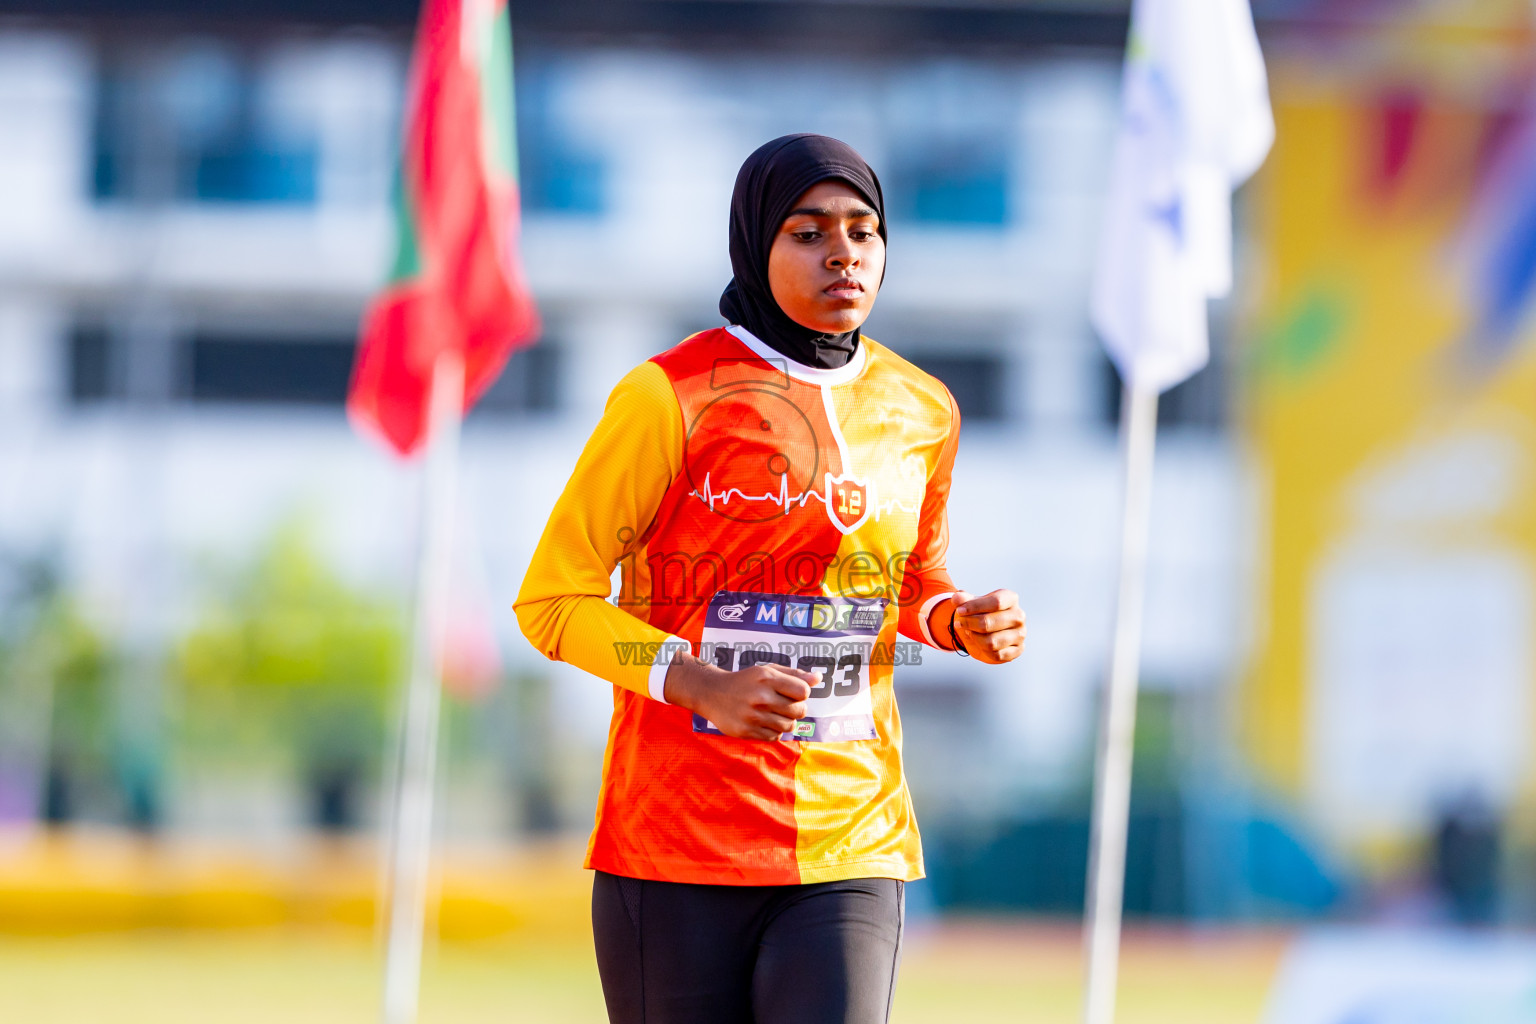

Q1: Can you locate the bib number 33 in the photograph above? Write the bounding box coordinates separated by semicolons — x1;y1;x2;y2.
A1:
694;590;886;743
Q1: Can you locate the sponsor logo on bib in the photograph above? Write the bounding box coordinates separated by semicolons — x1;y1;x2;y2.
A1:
850;606;884;631
717;598;751;623
784;602;811;628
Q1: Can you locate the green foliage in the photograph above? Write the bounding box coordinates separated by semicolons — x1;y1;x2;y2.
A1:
173;521;405;780
40;598;119;778
0;552;121;819
1131;689;1180;795
0;555;116;766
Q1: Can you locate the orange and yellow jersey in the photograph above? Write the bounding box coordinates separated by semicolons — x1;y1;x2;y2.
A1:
515;325;961;885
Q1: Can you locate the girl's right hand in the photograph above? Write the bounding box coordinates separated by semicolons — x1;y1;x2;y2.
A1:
663;656;817;741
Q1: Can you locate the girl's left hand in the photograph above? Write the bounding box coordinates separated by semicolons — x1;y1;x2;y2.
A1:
946;589;1026;664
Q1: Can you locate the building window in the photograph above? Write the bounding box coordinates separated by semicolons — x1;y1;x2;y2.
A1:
188;334;353;405
67;321;361;408
883;65;1015;227
472;340;562;415
68;326;113;404
1099;353;1226;430
93;41;319;204
904;350;1007;423
514;58;606;214
886;144;1010;226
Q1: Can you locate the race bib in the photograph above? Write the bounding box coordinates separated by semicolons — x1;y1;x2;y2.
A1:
694;589;887;742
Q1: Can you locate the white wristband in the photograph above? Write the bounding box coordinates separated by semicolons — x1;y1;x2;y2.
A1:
917;591;959;649
648;635;691;703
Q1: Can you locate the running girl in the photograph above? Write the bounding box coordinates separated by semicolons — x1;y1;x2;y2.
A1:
516;133;1026;1024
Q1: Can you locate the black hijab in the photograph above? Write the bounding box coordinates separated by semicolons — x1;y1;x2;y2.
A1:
720;134;886;370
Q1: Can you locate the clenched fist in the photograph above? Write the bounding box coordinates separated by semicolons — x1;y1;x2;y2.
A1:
930;589;1026;664
664;656;818;741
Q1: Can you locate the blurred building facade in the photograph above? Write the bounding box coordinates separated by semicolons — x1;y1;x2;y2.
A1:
0;0;1306;919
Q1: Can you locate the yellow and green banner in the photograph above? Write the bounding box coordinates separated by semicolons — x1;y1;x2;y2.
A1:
1240;2;1536;861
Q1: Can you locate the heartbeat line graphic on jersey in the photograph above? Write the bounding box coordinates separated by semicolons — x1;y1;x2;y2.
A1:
689;471;919;534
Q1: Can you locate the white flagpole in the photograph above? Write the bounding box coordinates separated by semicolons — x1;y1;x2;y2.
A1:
381;347;465;1024
1082;379;1159;1024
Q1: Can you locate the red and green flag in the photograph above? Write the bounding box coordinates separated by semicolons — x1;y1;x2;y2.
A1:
348;0;540;457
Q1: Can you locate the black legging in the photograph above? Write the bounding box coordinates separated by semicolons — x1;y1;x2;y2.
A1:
591;870;905;1024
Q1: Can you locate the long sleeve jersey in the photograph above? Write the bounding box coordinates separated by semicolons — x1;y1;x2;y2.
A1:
515;325;960;885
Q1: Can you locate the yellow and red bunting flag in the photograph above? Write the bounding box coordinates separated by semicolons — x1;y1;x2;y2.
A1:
348;0;540;457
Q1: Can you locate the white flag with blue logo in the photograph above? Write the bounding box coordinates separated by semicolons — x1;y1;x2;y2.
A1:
1092;0;1274;393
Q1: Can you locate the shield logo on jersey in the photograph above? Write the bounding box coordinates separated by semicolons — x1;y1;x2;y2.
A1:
823;472;874;535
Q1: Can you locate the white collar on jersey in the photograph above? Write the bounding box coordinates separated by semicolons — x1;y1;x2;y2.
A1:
726;324;869;387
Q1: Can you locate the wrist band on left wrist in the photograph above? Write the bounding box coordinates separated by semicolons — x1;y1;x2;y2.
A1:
948;612;970;658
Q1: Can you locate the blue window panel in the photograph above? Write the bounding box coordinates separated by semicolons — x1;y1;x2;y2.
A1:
523;149;605;214
68;326;113;403
92;147;123;200
514;57;606;215
902;166;1010;225
188;335;353;405
90;46;319;206
90;66;132;200
194;147;318;203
